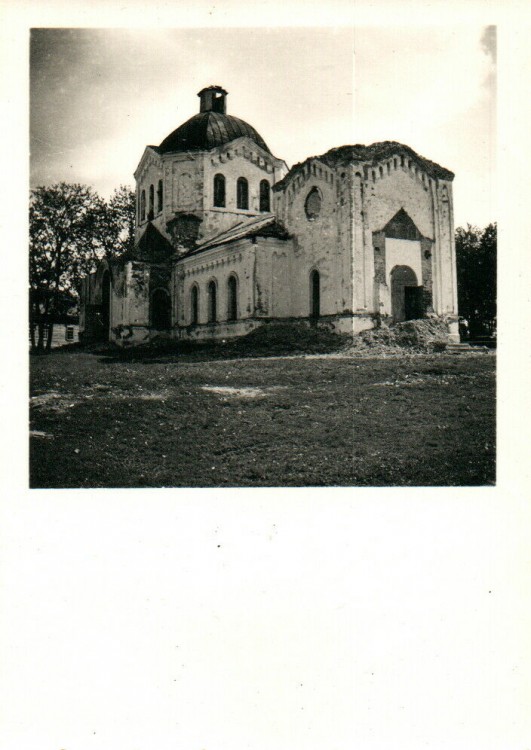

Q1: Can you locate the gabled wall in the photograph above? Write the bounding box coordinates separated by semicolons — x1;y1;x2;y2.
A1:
274;159;353;323
134;148;165;243
350;154;457;333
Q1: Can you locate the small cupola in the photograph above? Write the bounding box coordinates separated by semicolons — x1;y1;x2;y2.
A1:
198;85;228;114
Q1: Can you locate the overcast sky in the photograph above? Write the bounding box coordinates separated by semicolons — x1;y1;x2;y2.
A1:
30;26;496;228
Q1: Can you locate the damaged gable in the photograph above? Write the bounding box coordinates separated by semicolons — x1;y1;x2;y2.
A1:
383;208;423;241
133;222;174;263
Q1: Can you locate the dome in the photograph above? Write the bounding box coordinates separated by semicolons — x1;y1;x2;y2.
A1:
158;86;271;155
158;111;271;155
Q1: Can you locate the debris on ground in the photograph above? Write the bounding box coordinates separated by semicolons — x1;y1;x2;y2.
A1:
346;318;451;356
49;319;495;363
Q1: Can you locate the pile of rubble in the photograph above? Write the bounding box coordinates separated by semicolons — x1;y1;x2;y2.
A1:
346;319;450;356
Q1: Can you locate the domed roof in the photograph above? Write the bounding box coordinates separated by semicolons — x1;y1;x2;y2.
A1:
158;111;271;155
158;86;271;155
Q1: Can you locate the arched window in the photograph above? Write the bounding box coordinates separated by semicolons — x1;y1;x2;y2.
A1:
259;180;270;212
148;184;154;220
227;275;238;321
157;179;163;213
190;285;199;325
140;190;146;222
237;177;249;210
208;280;217;323
213;174;226;208
305;187;322;221
310;270;320;319
151;288;171;329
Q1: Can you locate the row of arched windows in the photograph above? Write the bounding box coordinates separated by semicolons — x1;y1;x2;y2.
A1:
190;275;239;325
139;179;164;223
188;271;320;326
213;175;271;212
142;267;322;330
139;176;270;222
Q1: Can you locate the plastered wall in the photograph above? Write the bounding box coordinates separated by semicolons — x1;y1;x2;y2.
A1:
199;142;284;241
351;157;457;318
176;239;255;330
135;139;286;250
135;150;165;242
275;160;353;319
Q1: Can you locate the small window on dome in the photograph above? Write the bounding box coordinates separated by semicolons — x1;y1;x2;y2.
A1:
214;174;225;208
305;187;322;221
259;180;270;212
157;180;163;213
237;177;249;210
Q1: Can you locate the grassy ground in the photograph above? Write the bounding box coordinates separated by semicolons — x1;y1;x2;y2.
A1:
29;346;495;488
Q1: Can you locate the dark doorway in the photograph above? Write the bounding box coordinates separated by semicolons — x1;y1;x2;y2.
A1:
390;265;422;322
151;289;171;329
404;286;424;321
310;270;320;319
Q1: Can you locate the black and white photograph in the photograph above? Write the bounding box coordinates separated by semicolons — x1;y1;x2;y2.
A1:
29;25;496;488
2;3;530;750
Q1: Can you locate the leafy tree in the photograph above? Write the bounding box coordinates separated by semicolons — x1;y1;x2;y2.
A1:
29;183;99;351
29;183;136;351
455;222;496;338
109;185;136;256
89;186;136;266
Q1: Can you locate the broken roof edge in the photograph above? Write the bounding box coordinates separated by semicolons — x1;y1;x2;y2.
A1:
272;141;454;192
133;145;163;179
181;215;291;258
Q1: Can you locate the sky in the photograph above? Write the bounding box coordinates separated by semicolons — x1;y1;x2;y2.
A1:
30;26;495;231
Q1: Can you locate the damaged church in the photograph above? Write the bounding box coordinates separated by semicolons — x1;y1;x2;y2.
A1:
80;85;459;345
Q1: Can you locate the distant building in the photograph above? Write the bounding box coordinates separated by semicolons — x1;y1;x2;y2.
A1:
30;320;79;349
80;85;459;345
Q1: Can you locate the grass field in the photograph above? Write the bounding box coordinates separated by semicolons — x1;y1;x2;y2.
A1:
30;346;496;488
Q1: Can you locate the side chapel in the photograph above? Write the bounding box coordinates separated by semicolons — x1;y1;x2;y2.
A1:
80;86;459;345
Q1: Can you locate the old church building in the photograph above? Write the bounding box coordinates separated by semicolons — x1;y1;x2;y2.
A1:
80;85;459;345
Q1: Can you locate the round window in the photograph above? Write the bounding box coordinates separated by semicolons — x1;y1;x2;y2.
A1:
305;187;322;220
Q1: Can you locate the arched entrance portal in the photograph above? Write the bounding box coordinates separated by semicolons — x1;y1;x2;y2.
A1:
390;265;423;322
100;270;111;340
